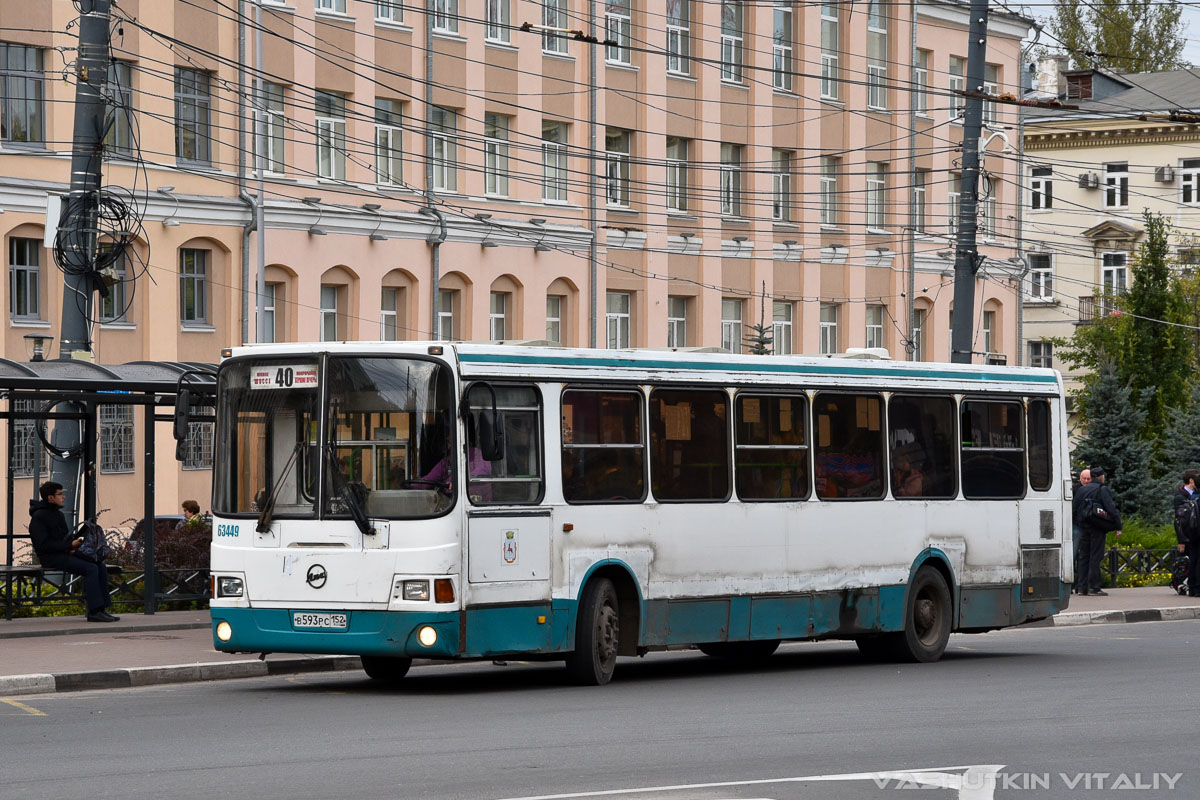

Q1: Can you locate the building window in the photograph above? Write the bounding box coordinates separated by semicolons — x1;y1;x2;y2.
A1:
913;168;928;231
1029;340;1053;369
867;162;886;230
720;143;742;217
867;0;887;110
666;136;688;212
982;64;999;127
866;305;884;349
381;287;399;341
721;298;743;353
1104;162;1128;208
1;43;44;144
9;237;40;321
431;106;458;192
772;149;791;221
174;68;211;163
819;303;838;354
1028;253;1053;300
1030;166;1053;210
320;284;342;341
433;0;458;33
667;0;690;75
1101;252;1128;315
606;291;631;348
183;404;215;470
543;0;568;53
262;283;277;343
489;291;509;340
10;399;47;478
772;1;793;91
820;2;839;99
375;99;403;185
913;49;929;114
179;249;208;324
980;194;997;239
720;0;743;83
98;245;127;323
982;310;996;354
773;301;793;355
1180;159;1200;205
99;405;135;474
375;0;403;22
104;61;133;156
949;56;965;123
437;289;456;340
820;156;838;226
606;0;632;64
667;295;687;347
911;308;925;361
546;295;563;343
484;113;510;197
948;172;962;235
485;0;510;42
316;0;347;11
315;90;347;180
543;120;569;202
605;128;631;207
259;82;286;174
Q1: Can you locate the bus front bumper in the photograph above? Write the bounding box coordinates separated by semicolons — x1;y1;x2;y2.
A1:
211;607;462;659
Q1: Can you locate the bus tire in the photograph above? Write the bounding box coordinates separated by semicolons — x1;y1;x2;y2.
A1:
897;566;953;663
361;655;413;683
698;640;780;661
565;578;620;686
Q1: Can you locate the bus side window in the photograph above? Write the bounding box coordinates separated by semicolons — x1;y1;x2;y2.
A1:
466;383;544;505
649;388;731;502
1027;399;1053;491
561;389;645;503
735;394;809;501
813;393;885;500
960;400;1025;499
888;395;957;499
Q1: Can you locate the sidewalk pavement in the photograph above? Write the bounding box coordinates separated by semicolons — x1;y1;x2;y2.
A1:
2;588;1198;697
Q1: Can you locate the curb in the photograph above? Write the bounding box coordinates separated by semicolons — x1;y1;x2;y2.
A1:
1025;606;1200;628
0;622;212;641
0;655;363;697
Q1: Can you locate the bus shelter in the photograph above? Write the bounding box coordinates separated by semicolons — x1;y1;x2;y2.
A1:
0;358;216;617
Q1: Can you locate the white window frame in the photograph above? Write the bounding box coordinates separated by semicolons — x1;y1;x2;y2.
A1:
948;174;961;235
375;0;403;22
720;143;742;217
260;82;286;175
542;121;569;202
490;291;508;340
721;298;743;354
866;305;884;350
9;237;40;321
666;0;689;74
1104;162;1128;208
262;283;277;343
431;107;458;192
820;156;838;226
772;301;793;355
820;3;839;100
913;50;929;115
546;295;563;343
1031;166;1053;210
819;303;838;355
315;91;346;181
320;284;340;341
720;0;744;83
316;0;347;12
375;99;403;186
982;65;999;127
866;0;887;110
1181;159;1200;204
543;0;568;53
982;310;996;354
437;289;456;340
949;57;965;124
484;113;510;197
772;1;792;92
1029;341;1053;369
605;128;631;207
1028;253;1053;301
179;248;208;325
913;168;927;231
911;308;926;361
772;149;790;221
433;0;458;33
667;295;687;347
606;292;631;348
605;0;632;65
381;287;399;341
866;163;886;230
666;137;688;213
485;0;510;42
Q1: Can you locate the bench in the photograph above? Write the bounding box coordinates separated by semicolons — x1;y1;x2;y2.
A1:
1;563;123;621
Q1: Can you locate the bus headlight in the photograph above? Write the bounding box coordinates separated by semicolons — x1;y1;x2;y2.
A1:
216;621;233;642
217;577;244;598
403;580;430;601
417;625;438;647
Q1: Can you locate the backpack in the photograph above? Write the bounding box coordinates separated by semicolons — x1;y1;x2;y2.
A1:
1081;491;1117;532
1175;496;1200;541
73;519;111;564
1171;552;1190;596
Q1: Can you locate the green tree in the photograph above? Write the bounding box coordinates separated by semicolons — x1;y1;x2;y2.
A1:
1156;381;1200;499
1049;0;1187;72
1072;361;1159;520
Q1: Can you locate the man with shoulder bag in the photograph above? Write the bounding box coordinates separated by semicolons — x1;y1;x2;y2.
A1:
1173;469;1200;598
28;481;119;622
1073;467;1121;596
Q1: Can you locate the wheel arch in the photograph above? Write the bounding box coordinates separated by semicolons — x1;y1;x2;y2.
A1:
576;560;643;657
909;548;958;628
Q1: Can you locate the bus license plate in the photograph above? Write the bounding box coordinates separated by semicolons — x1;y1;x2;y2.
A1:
292;612;348;630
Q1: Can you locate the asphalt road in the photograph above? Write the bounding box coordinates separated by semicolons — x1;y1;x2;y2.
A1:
2;621;1196;800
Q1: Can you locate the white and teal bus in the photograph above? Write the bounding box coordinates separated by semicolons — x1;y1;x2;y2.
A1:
203;342;1071;685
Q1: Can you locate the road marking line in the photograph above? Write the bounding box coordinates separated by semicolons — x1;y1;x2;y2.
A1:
490;765;1005;800
1;698;47;717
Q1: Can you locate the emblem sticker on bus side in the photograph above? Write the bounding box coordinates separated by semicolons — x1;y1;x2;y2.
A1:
503;529;518;565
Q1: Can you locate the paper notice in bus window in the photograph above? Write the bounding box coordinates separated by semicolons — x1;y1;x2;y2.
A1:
818;414;831;447
664;403;692;440
742;398;761;423
779;397;792;432
868;399;880;431
856;396;869;428
562;406;575;443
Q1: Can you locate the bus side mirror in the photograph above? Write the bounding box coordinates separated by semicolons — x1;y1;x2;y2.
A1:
173;388;191;442
477;410;505;462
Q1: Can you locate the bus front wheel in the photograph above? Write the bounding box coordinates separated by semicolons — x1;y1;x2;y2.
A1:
898;566;953;663
361;655;413;683
565;578;620;686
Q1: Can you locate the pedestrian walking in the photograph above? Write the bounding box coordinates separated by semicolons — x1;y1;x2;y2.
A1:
1173;469;1200;598
1071;468;1091;594
28;481;119;622
1074;467;1121;596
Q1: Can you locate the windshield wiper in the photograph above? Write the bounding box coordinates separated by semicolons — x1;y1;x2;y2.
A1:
324;443;372;536
256;443;302;533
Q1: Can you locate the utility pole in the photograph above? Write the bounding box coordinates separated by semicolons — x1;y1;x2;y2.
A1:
51;0;112;523
949;0;990;364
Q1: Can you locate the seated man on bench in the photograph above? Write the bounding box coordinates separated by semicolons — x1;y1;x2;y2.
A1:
29;481;119;623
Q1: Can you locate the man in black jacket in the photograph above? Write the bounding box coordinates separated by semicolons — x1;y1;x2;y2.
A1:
29;481;119;622
1073;467;1122;596
1173;470;1200;597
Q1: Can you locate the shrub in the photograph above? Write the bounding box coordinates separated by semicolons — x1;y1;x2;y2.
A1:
115;517;211;570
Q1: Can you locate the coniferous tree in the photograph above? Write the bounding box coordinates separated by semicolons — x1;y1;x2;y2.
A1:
1049;0;1187;72
1156;381;1200;501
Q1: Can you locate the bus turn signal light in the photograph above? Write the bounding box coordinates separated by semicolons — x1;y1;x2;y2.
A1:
434;579;455;603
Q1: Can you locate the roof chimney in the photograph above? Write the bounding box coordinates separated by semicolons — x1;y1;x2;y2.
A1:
1034;55;1069;98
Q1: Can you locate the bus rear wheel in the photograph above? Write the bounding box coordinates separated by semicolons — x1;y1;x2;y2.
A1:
698;640;780;661
565;578;620;686
897;566;953;663
361;655;413;683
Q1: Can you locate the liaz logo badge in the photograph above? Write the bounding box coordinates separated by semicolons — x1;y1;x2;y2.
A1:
216;524;240;538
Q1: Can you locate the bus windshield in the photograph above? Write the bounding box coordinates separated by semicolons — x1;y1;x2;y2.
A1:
215;359;321;516
324;356;455;519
